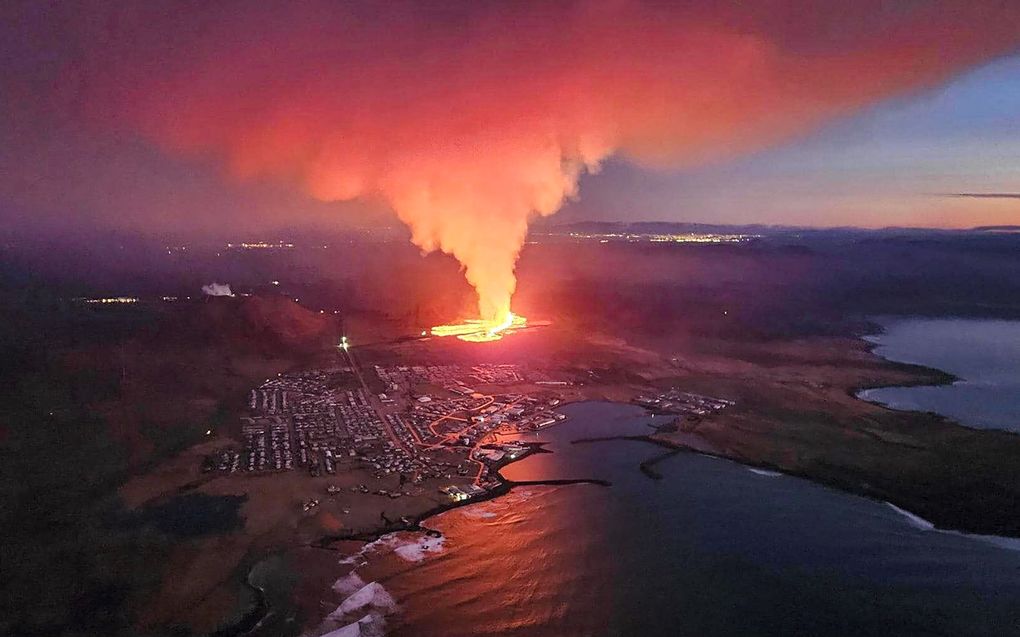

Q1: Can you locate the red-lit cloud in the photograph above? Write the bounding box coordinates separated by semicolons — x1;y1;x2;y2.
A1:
7;1;1020;319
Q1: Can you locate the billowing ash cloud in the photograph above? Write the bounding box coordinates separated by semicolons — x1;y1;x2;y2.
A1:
201;283;235;297
21;1;1020;321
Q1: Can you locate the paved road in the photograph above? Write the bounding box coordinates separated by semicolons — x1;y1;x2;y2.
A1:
341;345;412;454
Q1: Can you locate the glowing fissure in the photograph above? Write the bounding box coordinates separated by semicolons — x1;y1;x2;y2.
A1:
431;313;527;342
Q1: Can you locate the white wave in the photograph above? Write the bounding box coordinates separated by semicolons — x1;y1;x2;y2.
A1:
338;540;382;567
886;503;935;530
318;535;434;637
330;531;447;608
362;532;446;563
886;502;1020;552
338;553;367;567
393;534;445;562
329;582;397;620
332;572;367;596
346;535;396;562
319;613;388;637
747;467;782;478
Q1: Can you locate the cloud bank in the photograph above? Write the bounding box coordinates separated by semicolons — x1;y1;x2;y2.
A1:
7;0;1020;321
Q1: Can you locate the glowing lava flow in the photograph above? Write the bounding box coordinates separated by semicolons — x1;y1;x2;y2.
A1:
431;313;528;342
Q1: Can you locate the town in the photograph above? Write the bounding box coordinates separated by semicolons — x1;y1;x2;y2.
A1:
203;362;569;506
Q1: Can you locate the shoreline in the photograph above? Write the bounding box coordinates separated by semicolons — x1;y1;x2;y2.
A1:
290;388;1020;637
576;428;1020;550
324;363;1020;548
306;398;619;549
851;319;1019;433
850;318;960;396
217;441;566;636
234;333;1020;636
642;430;1020;540
884;502;1020;553
214;409;609;636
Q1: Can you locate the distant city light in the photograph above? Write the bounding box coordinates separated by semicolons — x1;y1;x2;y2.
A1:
225;241;295;249
82;296;139;304
559;231;759;244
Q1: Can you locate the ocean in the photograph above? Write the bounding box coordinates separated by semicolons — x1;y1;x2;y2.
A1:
321;401;1020;637
858;318;1020;432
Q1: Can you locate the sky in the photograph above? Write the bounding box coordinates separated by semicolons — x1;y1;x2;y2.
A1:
1;0;1019;240
560;54;1020;228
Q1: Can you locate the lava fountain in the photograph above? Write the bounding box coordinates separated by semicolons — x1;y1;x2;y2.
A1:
68;1;1020;348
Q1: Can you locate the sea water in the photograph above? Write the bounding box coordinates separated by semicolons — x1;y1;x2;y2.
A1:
859;318;1020;431
330;402;1020;637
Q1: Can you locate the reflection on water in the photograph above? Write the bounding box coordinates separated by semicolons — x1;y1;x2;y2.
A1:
342;402;1020;637
860;318;1020;431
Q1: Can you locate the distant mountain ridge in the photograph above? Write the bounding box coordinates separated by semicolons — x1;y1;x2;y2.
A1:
536;220;1017;236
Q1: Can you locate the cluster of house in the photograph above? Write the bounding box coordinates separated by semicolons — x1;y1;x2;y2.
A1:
633;389;735;417
208;370;414;478
441;484;487;502
375;363;531;394
203;362;574;508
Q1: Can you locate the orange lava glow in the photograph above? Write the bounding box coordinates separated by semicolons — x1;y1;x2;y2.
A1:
64;1;1020;314
431;313;528;342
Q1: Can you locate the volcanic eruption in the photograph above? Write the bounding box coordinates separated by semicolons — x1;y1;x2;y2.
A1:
51;1;1020;340
431;313;529;343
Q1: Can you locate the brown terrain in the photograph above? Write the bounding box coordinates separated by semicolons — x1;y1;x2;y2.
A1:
9;293;1020;637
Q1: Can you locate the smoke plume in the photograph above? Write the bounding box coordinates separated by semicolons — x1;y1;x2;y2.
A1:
201;283;235;298
36;1;1020;321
